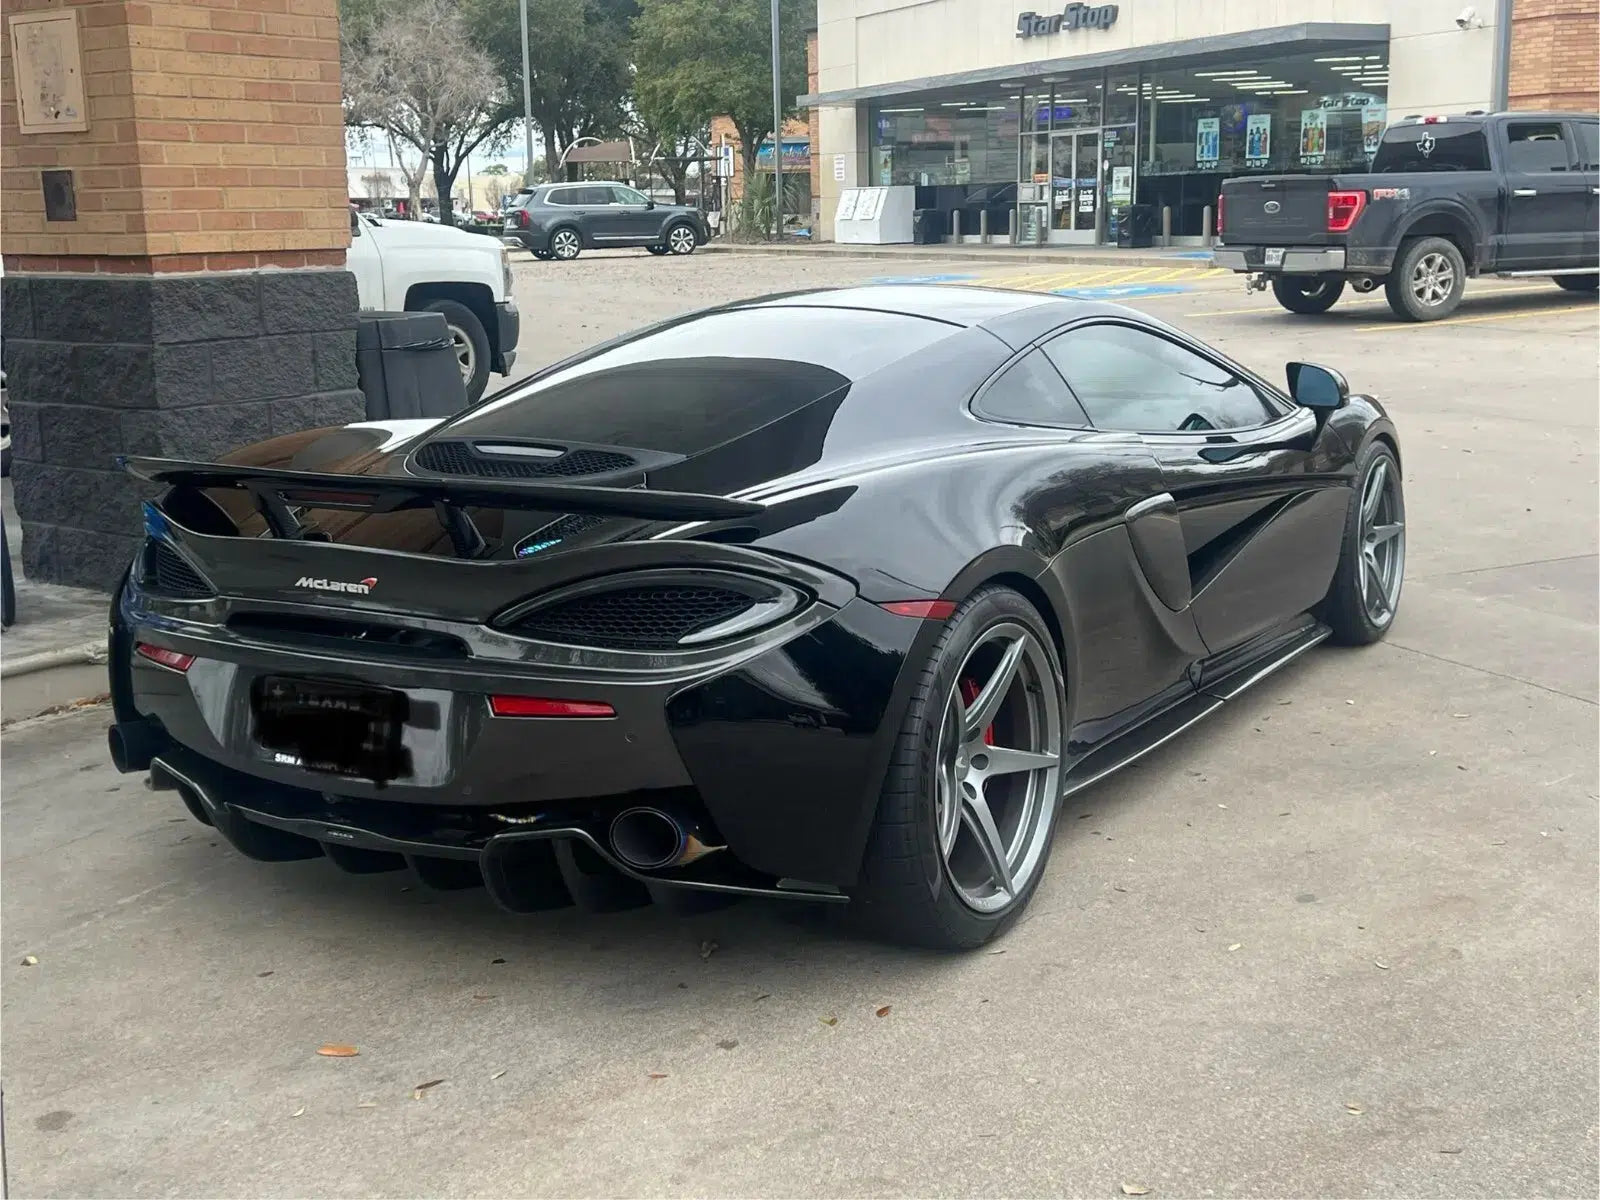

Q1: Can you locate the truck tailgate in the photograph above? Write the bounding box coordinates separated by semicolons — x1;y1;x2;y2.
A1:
1221;176;1332;245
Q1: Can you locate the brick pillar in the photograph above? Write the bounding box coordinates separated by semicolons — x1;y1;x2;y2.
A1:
1508;0;1600;111
1;0;361;590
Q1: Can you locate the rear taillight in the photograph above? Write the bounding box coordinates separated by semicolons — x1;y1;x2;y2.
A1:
135;642;195;673
517;209;530;228
1327;190;1366;233
490;696;615;718
1216;194;1224;237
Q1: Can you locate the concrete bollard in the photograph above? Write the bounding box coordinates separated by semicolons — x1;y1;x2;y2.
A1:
979;208;990;244
1202;204;1214;246
1161;206;1172;247
952;210;962;242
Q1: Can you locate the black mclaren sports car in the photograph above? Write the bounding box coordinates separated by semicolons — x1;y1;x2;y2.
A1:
108;285;1405;949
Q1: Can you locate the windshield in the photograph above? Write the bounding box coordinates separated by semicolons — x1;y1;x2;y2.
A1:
1371;123;1491;173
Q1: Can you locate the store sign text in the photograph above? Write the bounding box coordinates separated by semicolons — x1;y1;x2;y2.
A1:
1016;3;1119;38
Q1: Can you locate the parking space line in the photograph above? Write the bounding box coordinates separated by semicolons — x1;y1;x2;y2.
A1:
1188;282;1560;319
1354;303;1598;332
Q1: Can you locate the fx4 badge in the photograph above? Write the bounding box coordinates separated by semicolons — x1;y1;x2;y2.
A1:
295;575;378;595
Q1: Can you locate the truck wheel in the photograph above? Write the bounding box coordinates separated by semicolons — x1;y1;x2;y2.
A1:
1553;274;1598;293
1270;275;1345;314
1385;237;1465;321
421;299;490;404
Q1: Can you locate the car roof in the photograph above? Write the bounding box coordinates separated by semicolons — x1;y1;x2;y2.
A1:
737;284;1091;328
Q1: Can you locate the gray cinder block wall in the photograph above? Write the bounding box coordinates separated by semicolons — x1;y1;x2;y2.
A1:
1;268;364;591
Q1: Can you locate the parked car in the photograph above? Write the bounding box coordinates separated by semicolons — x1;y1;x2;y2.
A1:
346;207;519;404
108;286;1402;950
502;182;710;260
1215;110;1599;321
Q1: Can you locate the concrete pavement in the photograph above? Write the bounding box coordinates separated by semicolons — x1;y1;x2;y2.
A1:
2;251;1595;1197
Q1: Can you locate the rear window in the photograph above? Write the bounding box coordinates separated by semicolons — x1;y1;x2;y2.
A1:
453;307;954;456
1371;123;1490;173
506;191;535;209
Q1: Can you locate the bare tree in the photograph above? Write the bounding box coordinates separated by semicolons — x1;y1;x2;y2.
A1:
360;170;394;203
342;0;501;223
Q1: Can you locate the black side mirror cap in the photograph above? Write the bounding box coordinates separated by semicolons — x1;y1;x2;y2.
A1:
1287;361;1350;410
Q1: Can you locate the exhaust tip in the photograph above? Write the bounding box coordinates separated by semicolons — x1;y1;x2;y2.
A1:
609;807;686;872
108;720;164;774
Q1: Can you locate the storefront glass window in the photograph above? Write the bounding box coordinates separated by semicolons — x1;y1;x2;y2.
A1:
1021;89;1052;134
1134;44;1389;235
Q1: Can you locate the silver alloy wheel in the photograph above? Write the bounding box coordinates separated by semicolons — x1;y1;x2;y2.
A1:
667;225;697;255
1410;250;1456;307
1357;456;1405;627
447;323;475;384
551;229;580;260
933;622;1062;914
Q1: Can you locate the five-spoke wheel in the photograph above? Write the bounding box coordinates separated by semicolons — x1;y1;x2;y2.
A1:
1320;440;1406;644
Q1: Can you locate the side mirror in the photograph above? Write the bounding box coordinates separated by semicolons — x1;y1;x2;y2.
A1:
645;198;655;209
1286;361;1349;410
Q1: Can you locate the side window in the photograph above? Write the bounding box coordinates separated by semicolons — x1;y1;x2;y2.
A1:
1043;325;1276;433
611;186;649;205
1372;125;1490;173
975;349;1089;428
576;186;612;206
1573;121;1599;171
1505;122;1573;172
545;188;576;206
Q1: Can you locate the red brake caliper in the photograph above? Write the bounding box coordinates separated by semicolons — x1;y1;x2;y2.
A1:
959;678;996;746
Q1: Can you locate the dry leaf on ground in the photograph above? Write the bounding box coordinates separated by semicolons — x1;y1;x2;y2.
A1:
819;1016;838;1026
291;1107;305;1118
1345;1102;1365;1114
1374;960;1391;970
20;955;37;967
490;1069;507;1080
647;1072;668;1080
1228;943;1242;952
875;1006;891;1018
317;1044;359;1058
412;1079;445;1099
1121;1183;1152;1196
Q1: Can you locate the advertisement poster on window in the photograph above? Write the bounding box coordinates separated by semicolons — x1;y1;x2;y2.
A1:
1362;105;1387;155
1245;113;1272;166
1110;165;1133;203
1298;108;1326;166
1195;117;1220;168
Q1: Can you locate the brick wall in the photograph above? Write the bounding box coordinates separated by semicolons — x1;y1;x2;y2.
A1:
1;0;349;272
1508;0;1599;111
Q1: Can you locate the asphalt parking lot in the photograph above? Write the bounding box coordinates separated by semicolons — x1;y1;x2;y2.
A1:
3;250;1596;1198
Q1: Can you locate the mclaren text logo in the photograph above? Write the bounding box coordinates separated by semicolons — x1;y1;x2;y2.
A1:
295;575;379;595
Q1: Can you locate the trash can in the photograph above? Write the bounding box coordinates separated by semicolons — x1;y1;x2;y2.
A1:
1116;204;1158;249
355;311;469;422
912;208;943;245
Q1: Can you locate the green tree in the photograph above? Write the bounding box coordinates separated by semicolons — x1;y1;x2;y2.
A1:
632;0;808;188
469;0;636;182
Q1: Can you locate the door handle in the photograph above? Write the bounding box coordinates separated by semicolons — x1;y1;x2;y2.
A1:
1592;187;1600;195
1512;188;1539;197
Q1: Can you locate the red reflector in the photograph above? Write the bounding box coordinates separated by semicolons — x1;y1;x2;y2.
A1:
135;642;195;672
489;695;616;718
1327;190;1367;233
878;600;958;620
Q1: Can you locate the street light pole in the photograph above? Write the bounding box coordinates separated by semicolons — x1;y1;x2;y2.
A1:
769;0;782;240
519;0;535;182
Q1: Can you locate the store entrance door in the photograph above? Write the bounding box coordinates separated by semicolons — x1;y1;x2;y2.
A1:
1049;130;1100;244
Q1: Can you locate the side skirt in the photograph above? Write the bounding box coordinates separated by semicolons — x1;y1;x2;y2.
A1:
1061;616;1330;798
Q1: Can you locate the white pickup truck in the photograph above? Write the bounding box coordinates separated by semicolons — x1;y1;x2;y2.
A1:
346;208;520;404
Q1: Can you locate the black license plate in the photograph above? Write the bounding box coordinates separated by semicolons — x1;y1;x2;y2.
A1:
251;676;411;783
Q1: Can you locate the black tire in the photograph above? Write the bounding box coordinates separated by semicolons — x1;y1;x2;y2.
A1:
2;527;15;629
420;298;490;405
664;223;698;256
1317;440;1405;646
1554;274;1598;292
549;226;582;260
533;249;554;261
646;245;669;256
1271;275;1345;314
851;586;1066;951
1384;236;1466;321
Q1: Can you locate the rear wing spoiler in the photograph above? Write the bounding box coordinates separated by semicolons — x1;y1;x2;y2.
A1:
120;455;763;557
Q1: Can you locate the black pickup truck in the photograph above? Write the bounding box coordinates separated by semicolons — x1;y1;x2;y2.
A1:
1215;111;1598;321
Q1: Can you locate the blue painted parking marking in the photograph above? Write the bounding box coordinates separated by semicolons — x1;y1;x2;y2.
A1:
869;273;979;285
1166;250;1214;260
1049;284;1190;299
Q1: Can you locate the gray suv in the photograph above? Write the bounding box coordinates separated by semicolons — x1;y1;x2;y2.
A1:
502;182;710;260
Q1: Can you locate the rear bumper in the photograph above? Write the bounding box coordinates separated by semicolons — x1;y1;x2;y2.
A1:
116;581;920;888
1214;246;1348;273
492;299;519;375
502;227;548;251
